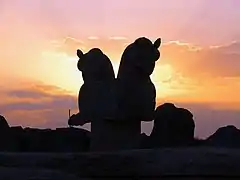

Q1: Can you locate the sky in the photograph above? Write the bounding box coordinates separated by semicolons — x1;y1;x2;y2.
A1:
0;0;240;138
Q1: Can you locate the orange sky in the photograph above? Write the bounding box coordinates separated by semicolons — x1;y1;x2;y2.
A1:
0;0;240;138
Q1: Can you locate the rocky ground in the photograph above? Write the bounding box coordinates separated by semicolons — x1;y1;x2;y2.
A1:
0;147;240;179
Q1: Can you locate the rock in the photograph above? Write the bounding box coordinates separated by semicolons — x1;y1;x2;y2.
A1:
0;115;10;130
2;127;90;152
0;115;11;150
207;125;240;148
53;127;90;152
0;167;83;180
150;103;195;147
9;126;25;152
0;148;240;177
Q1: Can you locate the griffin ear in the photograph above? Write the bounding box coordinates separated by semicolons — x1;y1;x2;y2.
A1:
154;38;161;49
77;49;84;59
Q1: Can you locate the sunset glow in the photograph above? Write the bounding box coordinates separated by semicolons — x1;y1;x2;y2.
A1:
0;0;240;138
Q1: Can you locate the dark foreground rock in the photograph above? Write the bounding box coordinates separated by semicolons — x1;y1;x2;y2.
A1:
0;115;10;130
150;103;195;148
0;167;84;180
0;148;240;178
206;125;240;148
1;127;90;152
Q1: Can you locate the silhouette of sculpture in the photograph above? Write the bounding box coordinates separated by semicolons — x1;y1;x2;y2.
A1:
68;112;88;126
68;48;118;151
114;37;161;149
150;103;195;147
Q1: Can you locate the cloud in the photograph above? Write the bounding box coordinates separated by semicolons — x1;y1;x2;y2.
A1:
0;95;76;112
42;37;240;105
0;80;239;138
52;37;240;78
109;36;128;40
1;86;77;112
88;36;99;40
51;37;86;56
5;109;70;129
160;41;240;77
51;36;129;61
0;82;78;128
210;41;240;54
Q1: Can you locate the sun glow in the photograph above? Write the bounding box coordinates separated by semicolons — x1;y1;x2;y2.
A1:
39;51;177;98
111;60;120;77
36;51;83;95
36;49;187;100
151;63;176;98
